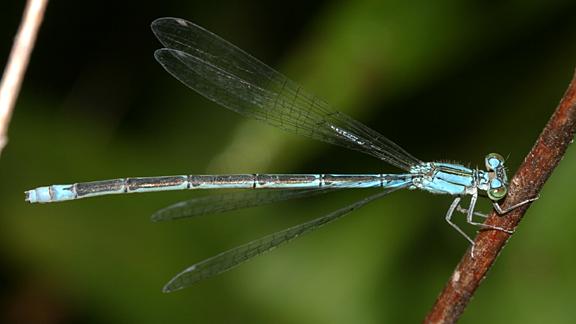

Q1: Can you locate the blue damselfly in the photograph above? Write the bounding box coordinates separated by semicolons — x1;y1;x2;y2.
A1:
25;17;537;292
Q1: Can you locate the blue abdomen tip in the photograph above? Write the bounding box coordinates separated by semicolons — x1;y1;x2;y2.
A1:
25;185;76;203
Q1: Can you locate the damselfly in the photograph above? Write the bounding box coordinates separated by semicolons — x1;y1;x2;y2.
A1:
25;17;537;293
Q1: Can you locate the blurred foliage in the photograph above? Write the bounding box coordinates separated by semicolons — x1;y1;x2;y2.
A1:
1;0;576;323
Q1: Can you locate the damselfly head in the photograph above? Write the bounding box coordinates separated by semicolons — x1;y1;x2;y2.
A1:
485;153;508;201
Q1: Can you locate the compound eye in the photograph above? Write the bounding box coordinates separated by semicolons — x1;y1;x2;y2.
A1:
488;181;507;201
485;153;505;171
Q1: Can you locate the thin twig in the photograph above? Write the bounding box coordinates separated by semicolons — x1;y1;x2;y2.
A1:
0;0;48;157
424;68;576;324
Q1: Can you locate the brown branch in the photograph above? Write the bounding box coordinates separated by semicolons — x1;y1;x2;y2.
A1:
424;68;576;323
0;0;48;157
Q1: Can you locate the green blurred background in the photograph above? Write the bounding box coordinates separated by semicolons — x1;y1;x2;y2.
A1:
1;0;576;323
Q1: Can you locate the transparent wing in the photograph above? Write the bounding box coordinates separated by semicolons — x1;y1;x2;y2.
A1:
162;185;406;292
151;188;338;222
151;17;422;171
